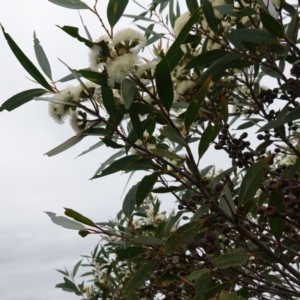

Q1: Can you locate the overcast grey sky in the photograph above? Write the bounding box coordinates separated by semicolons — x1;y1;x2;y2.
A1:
0;1;149;299
0;1;227;299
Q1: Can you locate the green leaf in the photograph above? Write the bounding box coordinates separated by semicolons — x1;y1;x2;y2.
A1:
286;10;299;43
57;26;93;48
134;236;164;245
123;260;157;299
185;77;211;131
136;173;159;207
121;78;136;109
238;156;270;205
0;89;47;112
92;155;154;179
48;0;89;9
166;8;201;71
164;211;184;233
44;134;85;157
214;253;250;269
206;283;233;299
260;9;284;38
33;32;52;79
202;0;219;33
77;69;108;86
195;271;212;300
1;25;54;92
64;208;99;228
123;183;138;219
282;158;300;178
186;0;199;12
161;125;186;146
102;84;116;113
214;4;257;17
129;113;144;141
268;189;285;241
115;247;148;260
257;106;300;133
197;54;242;85
198;121;222;158
45;212;86;230
187;268;209;280
151;148;183;160
228;29;278;43
72;259;82;277
155;54;174;112
163;221;204;254
220;94;228;123
107;0;129;28
78;230;90;237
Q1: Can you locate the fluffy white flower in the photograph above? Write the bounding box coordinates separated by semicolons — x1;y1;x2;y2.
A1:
174;11;190;37
106;53;139;87
132;219;142;229
48;103;66;124
174;80;195;102
69;110;81;133
88;45;102;71
113;28;146;48
136;61;157;79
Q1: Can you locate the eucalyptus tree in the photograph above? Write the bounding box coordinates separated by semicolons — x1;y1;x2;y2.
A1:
1;0;300;299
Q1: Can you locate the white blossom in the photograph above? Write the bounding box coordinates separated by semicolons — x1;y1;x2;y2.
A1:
69;110;82;133
112;28;146;49
136;61;157;79
48;103;66;124
88;45;102;71
174;11;190;37
106;53;139;87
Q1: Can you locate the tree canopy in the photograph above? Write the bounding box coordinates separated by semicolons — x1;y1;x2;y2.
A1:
2;0;300;299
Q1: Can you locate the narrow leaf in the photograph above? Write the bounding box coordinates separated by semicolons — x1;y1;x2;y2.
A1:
214;253;250;269
155;54;174;111
1;25;54;92
121;78;136;109
198;121;222;158
238;157;270;205
64;208;98;228
260;9;284;37
228;29;278;43
0;89;47;112
33;32;52;79
107;0;129;28
185;49;227;70
44;134;85;157
123;183;138;219
45;212;86;230
77;69;108;86
58;26;93;48
166;8;201;71
136;173;159;207
48;0;89;9
163;221;204;254
123;260;157;299
115;247;147;260
92;155;139;178
185;76;211;131
268;189;285;241
161;125;186;146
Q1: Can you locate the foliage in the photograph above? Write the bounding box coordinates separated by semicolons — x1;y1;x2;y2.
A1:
2;0;300;299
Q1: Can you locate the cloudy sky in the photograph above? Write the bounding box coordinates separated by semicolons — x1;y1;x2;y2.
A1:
0;1;152;299
0;1;228;299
